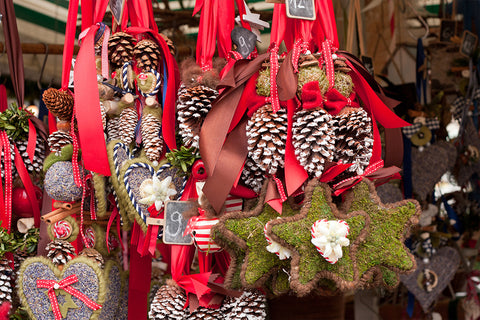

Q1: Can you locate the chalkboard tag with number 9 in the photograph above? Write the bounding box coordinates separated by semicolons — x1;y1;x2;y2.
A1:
286;0;316;21
163;201;194;245
231;27;257;59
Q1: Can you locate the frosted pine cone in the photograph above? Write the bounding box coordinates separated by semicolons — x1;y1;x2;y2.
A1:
0;258;13;304
78;248;105;269
119;106;138;145
108;32;136;70
45;240;76;266
106;116;122;142
241;158;265;194
48;131;73;155
247;104;288;176
222;290;267;320
133;39;161;72
42;88;74;121
149;284;187;320
15;139;46;175
177;84;218;148
333;107;374;175
141;111;163;163
292;108;335;177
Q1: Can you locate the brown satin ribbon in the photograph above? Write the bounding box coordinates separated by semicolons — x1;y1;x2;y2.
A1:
200;52;268;177
0;0;25;108
202;120;249;214
277;50;297;101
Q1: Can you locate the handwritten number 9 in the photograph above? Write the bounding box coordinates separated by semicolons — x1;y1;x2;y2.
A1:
166;211;182;238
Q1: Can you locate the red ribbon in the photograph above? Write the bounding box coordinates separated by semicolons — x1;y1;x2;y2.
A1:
106;195;124;253
466;271;480;305
13;143;41;228
267;43;281;113
0;132;12;232
139;205;163;257
292;39;310;73
37;275;102;320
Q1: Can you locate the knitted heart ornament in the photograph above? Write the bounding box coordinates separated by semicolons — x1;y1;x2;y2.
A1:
400;247;460;313
411;144;450;201
98;261;122;320
107;140;134;229
18;256;106;320
118;156;187;232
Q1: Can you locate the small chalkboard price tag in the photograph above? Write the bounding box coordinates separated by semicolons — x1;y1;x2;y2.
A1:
109;0;126;25
231;27;257;59
361;56;374;76
163;201;194;245
460;30;478;57
286;0;315;21
439;19;455;43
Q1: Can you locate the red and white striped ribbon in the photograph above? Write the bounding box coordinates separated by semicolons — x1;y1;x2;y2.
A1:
0;132;12;232
267;42;281;113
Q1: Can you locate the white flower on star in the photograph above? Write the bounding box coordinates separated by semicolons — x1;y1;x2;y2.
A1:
139;176;177;211
311;219;350;264
264;222;292;260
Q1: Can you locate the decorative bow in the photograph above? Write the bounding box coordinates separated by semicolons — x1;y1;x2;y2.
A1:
301;81;360;114
401;117;440;138
37;275;102;320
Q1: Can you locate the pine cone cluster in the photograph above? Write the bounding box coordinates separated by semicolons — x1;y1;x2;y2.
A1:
134;39;161;71
78;248;105;268
108;32;136;70
48;131;73;155
120;106;138;145
42;88;74;121
45;240;76;266
246;104;288;176
0;258;13;304
222;290;267;320
177;84;218;148
149;284;187;319
142;112;163;163
292;108;335;177
106;116;122;142
15;139;46;175
333;108;374;175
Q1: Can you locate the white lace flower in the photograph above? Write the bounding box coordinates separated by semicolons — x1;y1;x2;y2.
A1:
311;219;350;264
139;175;177;211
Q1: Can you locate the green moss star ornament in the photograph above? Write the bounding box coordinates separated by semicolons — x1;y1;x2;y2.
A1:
341;180;420;289
211;181;298;295
266;180;370;297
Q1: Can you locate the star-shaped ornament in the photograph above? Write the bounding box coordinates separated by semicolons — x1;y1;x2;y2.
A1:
45;289;79;318
266;180;370;296
139;175;177;211
341;180;420;288
211;180;297;295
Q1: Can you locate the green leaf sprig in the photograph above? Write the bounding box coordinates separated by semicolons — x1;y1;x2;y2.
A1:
165;146;201;176
0;224;39;258
0;103;32;141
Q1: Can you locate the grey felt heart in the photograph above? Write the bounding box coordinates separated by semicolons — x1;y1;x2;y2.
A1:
411;144;450;201
18;256;105;320
400;247;460;313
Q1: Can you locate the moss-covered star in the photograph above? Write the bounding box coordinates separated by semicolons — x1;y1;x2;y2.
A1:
341;180;420;288
266;180;370;297
211;181;298;295
45;289;79;318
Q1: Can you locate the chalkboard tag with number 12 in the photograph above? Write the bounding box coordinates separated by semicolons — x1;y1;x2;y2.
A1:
286;0;316;21
163;201;194;245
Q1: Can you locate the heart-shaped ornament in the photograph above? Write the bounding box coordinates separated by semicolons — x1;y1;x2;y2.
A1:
18;256;106;320
400;247;460;313
411;144;450;201
98;260;122;320
107;141;135;228
119;157;187;232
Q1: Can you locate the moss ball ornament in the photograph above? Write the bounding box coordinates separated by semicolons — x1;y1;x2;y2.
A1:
44;161;84;202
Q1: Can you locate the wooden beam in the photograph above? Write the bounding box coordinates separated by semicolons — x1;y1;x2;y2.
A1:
0;42;80;55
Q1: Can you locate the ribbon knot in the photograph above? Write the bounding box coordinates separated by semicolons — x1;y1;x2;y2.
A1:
37;274;102;320
324;89;359;115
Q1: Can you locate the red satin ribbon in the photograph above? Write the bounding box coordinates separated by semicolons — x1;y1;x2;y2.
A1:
74;26;111;176
13;144;40;228
106;195;124;253
26;120;36;164
37;275;102;320
139;205;163;257
0;85;7;112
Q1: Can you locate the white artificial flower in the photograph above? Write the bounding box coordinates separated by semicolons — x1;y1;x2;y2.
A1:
266;239;293;260
139;175;177;211
311;219;350;264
